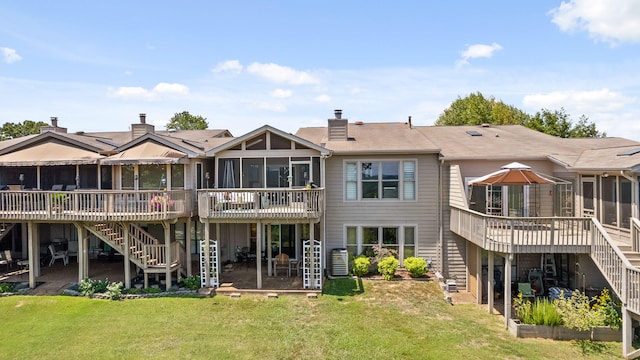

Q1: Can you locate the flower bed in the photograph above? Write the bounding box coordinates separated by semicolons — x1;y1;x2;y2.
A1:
508;318;621;341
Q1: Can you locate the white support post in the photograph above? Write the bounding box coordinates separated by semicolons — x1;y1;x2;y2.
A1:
487;252;494;313
27;222;36;289
267;224;273;277
123;227;131;289
257;221;262;289
476;246;482;305
310;220;315;287
186;220;192;276
204;221;210;286
164;222;171;289
622;306;632;358
504;254;512;328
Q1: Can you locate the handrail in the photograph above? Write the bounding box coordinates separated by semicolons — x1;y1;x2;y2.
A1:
0;189;193;221
631;217;640;252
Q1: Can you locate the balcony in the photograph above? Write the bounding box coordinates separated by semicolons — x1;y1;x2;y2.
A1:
0;189;194;222
198;188;324;223
449;205;593;254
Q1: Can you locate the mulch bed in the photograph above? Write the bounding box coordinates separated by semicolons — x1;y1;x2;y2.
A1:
363;269;432;281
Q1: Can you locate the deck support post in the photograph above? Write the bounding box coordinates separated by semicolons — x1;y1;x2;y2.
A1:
487;251;494;313
204;222;210;287
623;306;633;358
267;224;273;277
257;221;263;289
123;225;131;289
74;223;89;282
504;253;513;328
476;245;482;305
164;221;171;289
27;221;38;289
186;219;192;276
309;220;315;288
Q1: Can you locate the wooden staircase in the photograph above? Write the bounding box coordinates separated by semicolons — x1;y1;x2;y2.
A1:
0;223;16;243
84;223;181;272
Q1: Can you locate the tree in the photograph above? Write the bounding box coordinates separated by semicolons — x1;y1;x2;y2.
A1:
166;111;208;130
0;120;49;140
435;92;528;126
435;92;605;138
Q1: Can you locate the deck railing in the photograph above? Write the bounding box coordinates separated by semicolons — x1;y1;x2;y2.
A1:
198;188;324;221
631;217;640;252
0;189;193;221
450;205;591;253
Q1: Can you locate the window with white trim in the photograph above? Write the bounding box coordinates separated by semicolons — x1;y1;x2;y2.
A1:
345;225;416;263
345;160;416;200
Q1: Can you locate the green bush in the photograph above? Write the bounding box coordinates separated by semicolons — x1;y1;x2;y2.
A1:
531;298;562;326
105;281;123;300
0;282;15;293
403;257;427;277
378;256;399;280
180;275;201;290
144;287;162;294
78;278;113;297
352;255;370;277
513;293;533;324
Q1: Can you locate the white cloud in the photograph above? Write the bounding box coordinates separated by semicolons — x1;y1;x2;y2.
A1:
270;89;293;98
109;82;190;100
1;47;22;63
314;94;331;103
255;101;287;112
549;0;640;45
523;88;636;112
246;62;319;85
457;43;503;66
212;60;243;73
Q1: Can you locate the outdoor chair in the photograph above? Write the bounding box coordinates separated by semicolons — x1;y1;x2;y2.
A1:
274;253;290;277
0;250;14;271
65;185;76;191
51;184;64;191
48;244;68;266
518;282;536;299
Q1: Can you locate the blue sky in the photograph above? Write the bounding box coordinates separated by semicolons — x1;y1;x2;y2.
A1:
1;1;640;140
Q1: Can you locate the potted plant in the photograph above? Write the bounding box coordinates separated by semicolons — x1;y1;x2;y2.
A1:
51;192;68;213
149;191;174;211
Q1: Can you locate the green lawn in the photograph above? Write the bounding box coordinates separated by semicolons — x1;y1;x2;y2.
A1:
0;279;622;359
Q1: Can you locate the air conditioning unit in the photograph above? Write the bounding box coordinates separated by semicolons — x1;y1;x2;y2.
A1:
331;248;349;276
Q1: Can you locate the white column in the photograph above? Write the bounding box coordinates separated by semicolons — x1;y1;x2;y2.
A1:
267;224;273;277
123;227;130;289
204;221;210;286
310;221;315;288
487;252;494;313
76;223;85;283
256;221;262;289
164;222;171;289
186;220;192;276
27;222;36;288
476;246;482;305
504;254;512;328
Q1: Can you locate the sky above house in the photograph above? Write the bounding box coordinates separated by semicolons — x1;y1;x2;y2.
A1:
1;1;640;140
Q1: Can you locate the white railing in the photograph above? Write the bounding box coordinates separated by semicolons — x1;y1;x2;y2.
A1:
631;218;640;252
0;189;193;221
591;219;640;315
198;188;323;221
450;206;592;253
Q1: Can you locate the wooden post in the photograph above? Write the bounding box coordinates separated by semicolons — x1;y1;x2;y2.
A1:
186;220;192;276
476;245;482;305
310;220;315;288
204;221;210;286
164;222;171;289
257;221;262;289
27;222;37;289
123;225;131;289
267;224;273;277
487;252;494;313
504;254;512;328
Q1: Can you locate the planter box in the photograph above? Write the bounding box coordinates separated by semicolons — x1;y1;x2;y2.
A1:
508;319;621;342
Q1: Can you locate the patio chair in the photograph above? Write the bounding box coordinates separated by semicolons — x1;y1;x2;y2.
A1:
65;185;76;191
48;244;68;266
0;250;14;271
518;282;535;299
274;253;290;277
51;184;64;191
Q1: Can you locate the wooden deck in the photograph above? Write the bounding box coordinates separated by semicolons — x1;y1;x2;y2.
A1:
0;189;193;222
198;188;323;223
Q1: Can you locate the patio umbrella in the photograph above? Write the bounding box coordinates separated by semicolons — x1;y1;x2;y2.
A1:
468;162;556;186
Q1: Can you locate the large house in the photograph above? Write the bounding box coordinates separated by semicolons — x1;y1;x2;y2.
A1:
1;110;640;357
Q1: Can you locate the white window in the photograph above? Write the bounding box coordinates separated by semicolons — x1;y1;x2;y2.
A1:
345;225;416;263
345;160;416;200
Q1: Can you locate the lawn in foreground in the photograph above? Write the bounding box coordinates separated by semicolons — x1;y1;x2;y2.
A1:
0;279;621;359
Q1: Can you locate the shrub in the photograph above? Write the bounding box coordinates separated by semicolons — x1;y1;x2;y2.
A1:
592;288;622;329
531;298;562;326
378;256;399;280
0;282;15;293
125;287;142;295
180;275;201;290
403;257;427;277
513;293;533;324
78;278;112;297
105;281;123;300
144;287;162;294
555;290;599;331
352;255;370;277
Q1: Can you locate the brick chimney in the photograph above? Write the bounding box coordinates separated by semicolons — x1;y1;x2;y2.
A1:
131;113;154;138
40;116;68;134
328;109;348;141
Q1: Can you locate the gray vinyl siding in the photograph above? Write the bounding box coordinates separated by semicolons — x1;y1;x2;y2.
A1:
449;165;468;208
323;154;440;266
442;163;468;290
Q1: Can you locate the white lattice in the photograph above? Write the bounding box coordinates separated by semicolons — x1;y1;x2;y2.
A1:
303;239;322;289
199;240;219;288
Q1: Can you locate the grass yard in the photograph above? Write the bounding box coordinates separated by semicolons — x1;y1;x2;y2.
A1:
0;279;622;359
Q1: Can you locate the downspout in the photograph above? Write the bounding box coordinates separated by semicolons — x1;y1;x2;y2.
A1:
321;151;332;274
438;156;444;274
